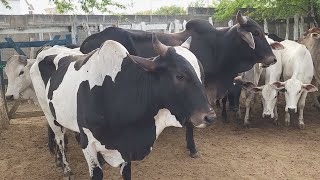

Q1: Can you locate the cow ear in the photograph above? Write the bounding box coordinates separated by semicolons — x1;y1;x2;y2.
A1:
238;28;255;49
18;55;28;66
302;84;318;92
126;53;156;71
270;42;284;50
271;81;285;90
242;81;256;90
249;86;263;93
311;33;320;39
181;36;192;49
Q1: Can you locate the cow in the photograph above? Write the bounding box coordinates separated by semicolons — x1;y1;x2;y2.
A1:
298;28;320;109
30;34;215;180
270;40;317;129
79;11;277;157
220;37;284;126
266;33;285;42
249;37;285;125
4;55;38;105
219;76;255;123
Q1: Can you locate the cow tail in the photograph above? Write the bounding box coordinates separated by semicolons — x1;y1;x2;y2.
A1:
47;125;56;154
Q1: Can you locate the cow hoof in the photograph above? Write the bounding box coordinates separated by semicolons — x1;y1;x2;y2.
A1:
243;123;250;128
190;152;200;158
299;123;305;129
273;120;280;126
56;160;63;167
63;172;74;180
284;121;290;127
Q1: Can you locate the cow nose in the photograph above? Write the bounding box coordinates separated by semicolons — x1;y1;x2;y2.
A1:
5;95;14;101
264;56;277;66
288;108;296;114
204;110;216;125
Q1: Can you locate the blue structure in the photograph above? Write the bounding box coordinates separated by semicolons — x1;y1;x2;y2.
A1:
0;34;72;115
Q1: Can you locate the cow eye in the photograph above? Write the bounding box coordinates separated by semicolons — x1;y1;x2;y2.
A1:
176;74;185;81
275;96;277;99
19;71;24;76
253;30;260;36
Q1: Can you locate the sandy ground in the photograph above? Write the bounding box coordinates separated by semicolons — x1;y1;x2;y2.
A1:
1;95;320;180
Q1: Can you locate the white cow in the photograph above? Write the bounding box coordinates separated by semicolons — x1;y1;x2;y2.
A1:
4;55;38;106
271;40;317;129
249;37;285;125
242;37;284;127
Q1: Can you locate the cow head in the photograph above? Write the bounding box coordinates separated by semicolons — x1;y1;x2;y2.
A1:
228;76;256;112
271;79;318;113
249;38;284;118
299;27;320;51
236;11;277;67
5;55;35;101
127;33;215;128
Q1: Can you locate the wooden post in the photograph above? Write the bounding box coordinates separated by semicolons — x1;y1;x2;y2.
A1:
299;16;304;38
30;37;34;58
264;19;268;34
174;20;180;33
293;14;299;41
276;23;280;36
228;20;233;27
285;18;290;40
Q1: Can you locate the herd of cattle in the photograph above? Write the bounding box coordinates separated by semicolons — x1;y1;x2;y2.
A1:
3;11;320;180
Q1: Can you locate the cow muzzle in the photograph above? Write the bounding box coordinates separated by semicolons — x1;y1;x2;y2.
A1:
262;56;277;67
191;108;216;128
5;95;14;101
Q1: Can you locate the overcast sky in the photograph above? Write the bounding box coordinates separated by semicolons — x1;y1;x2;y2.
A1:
25;0;209;14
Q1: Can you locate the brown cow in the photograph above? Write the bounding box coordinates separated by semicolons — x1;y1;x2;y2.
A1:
298;28;320;108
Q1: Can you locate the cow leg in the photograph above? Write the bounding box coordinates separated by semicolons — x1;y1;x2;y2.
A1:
284;112;291;127
244;92;254;128
273;104;280;126
121;162;131;180
80;131;103;180
221;96;228;123
297;92;308;129
215;100;221;108
312;92;320;109
186;122;198;158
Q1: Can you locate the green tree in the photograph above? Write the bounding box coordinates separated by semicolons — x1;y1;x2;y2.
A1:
153;5;186;15
136;5;186;15
214;0;320;26
52;0;125;14
1;0;11;9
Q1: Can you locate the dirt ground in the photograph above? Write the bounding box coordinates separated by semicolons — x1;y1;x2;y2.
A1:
1;94;320;180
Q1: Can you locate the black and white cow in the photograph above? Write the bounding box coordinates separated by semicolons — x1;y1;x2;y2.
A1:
79;11;277;157
30;34;215;180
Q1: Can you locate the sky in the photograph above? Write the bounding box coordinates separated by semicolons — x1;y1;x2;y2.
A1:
0;0;210;15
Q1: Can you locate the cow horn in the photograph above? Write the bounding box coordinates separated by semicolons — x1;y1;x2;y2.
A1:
234;75;242;81
236;11;247;25
18;55;28;65
152;33;168;56
126;52;156;71
181;36;192;49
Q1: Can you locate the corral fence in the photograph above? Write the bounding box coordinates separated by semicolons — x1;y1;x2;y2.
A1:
0;13;314;132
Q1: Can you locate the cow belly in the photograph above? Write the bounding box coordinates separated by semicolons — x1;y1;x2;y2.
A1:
83;128;125;167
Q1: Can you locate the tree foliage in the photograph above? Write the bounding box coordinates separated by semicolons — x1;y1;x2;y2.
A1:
136;5;186;15
52;0;125;14
1;0;11;9
214;0;320;25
